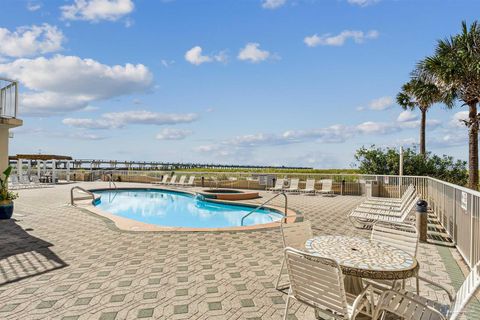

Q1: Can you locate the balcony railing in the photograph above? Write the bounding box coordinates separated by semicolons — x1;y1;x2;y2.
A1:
0;77;18;118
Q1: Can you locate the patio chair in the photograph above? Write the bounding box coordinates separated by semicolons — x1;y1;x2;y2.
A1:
167;175;177;185
364;185;414;205
285;178;300;193
354;190;417;214
366;221;419;292
276;220;313;290
373;260;480;320
283;247;373;320
268;178;285;192
318;179;334;196
153;175;169;185
360;185;415;209
349;196;419;229
174;175;187;186
185;176;195;187
300;179;316;195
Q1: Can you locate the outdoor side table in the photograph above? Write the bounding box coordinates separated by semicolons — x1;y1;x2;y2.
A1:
305;235;419;294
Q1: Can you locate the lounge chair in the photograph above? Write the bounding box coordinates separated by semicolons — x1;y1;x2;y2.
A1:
185;176;195;187
167;175;177;185
373;260;480;320
318;179;334;196
349;196;419;229
285;178;300;193
275;220;313;290
268;178;285;192
300;179;316;195
355;190;417;214
364;185;414;205
283;247;373;320
173;175;187;186
153;175;169;185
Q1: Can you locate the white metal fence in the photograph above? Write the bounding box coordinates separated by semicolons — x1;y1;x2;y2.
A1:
0;78;18;118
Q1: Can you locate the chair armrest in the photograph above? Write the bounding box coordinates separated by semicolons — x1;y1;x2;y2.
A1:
416;276;454;303
374;289;447;320
351;284;374;318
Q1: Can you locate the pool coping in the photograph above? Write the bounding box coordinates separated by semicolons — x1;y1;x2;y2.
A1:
77;186;299;232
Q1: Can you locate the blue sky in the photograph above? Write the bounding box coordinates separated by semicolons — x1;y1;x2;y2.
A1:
0;0;476;168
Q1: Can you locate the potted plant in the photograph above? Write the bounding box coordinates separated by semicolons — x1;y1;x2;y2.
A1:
0;166;18;219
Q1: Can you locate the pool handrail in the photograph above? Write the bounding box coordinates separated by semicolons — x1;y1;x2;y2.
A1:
241;192;288;226
70;186;95;206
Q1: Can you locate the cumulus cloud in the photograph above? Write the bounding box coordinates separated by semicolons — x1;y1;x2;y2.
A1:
61;0;134;22
450;111;469;127
0;24;64;58
397;110;418;122
184;46;227;65
0;55;153;115
63;111;198;129
262;0;287;9
156;128;192;140
369;96;393;110
237;43;271;63
347;0;380;7
304;30;379;47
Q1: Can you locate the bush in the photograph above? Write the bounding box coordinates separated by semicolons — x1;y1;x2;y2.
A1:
353;146;468;185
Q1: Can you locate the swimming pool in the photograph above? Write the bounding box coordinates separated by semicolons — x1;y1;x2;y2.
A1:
92;189;284;229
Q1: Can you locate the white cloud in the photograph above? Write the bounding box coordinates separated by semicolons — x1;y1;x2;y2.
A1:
450;111;469;127
184;46;227;65
61;0;134;22
347;0;380;7
0;24;64;58
304;30;379;47
262;0;287;9
27;1;43;11
237;43;271;63
397;110;418;122
160;59;175;68
0;55;153;115
369;96;393;110
63;111;199;129
156;128;192;140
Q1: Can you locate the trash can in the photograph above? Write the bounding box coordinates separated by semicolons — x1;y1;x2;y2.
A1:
416;200;428;242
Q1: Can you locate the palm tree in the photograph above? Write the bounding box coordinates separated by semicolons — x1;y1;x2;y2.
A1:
417;21;480;190
396;78;447;157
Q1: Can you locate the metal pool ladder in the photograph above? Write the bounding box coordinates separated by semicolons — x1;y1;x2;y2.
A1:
241;192;288;226
70;186;95;206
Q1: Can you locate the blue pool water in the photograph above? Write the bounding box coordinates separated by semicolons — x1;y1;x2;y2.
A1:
92;189;284;228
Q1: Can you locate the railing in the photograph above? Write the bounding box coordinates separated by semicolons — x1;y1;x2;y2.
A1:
241;192;288;226
70;186;95;206
0;78;18;118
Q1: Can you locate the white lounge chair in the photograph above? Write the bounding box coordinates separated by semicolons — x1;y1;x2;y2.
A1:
153;175;169;185
185;176;195;187
174;175;187;186
268;178;285;192
283;247;373;320
364;185;415;205
300;179;316;195
349;196;419;229
285;178;300;193
373;260;480;320
276;220;313;290
318;179;334;196
355;190;417;214
167;175;177;185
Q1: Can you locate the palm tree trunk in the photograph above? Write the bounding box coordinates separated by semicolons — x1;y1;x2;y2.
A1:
420;108;427;157
468;102;479;190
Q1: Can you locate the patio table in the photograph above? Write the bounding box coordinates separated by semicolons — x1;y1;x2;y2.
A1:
305;235;418;294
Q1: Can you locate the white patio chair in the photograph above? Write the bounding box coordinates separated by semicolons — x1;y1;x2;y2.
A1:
268;178;285;192
318;179;334;196
283;247;373;320
275;220;313;290
167;175;177;185
185;176;195;187
285;178;300;193
174;175;187;186
366;221;419;293
300;179;316;195
373;260;480;320
364;185;415;205
354;191;417;215
153;175;169;185
360;186;415;209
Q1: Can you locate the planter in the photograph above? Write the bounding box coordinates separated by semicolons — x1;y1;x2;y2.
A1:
0;201;14;220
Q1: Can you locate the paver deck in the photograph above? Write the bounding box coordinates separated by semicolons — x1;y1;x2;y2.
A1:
0;182;476;319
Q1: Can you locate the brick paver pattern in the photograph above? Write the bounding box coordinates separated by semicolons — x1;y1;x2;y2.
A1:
0;182;469;319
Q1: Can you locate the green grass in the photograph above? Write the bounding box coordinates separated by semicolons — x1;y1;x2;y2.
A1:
174;168;360;174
